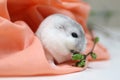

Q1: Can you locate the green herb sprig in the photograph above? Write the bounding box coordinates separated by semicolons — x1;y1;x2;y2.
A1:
72;37;99;67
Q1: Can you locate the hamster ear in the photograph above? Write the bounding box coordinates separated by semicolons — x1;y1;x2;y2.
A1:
55;24;67;31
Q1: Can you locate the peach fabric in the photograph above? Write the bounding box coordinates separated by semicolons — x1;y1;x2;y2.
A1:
0;0;109;76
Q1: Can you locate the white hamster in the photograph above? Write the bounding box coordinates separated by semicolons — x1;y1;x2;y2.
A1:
35;14;86;64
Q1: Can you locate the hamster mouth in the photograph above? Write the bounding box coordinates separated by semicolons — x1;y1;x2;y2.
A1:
70;50;80;54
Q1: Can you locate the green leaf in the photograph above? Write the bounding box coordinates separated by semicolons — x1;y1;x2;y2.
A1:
91;52;97;59
76;60;86;67
94;37;99;44
72;54;85;60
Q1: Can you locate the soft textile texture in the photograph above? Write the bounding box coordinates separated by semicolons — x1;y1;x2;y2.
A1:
0;0;109;76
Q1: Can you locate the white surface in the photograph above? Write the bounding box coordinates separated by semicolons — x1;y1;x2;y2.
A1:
0;27;120;80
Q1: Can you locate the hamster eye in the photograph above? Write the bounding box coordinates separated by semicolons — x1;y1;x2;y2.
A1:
71;32;78;38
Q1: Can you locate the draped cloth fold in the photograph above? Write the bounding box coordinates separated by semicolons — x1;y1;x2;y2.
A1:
0;0;109;76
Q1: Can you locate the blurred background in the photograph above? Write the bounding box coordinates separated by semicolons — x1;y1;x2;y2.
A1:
82;1;120;79
85;0;120;29
84;0;120;62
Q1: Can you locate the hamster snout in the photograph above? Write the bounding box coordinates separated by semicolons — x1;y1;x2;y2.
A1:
36;14;86;64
